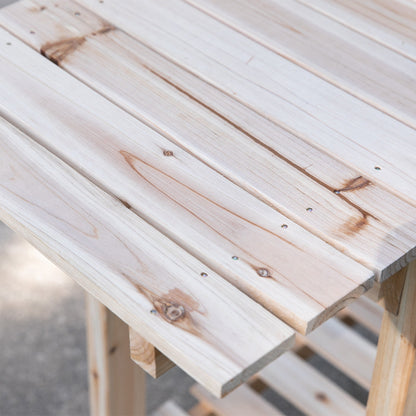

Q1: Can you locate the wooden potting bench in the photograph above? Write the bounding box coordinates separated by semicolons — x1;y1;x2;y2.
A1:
0;0;415;414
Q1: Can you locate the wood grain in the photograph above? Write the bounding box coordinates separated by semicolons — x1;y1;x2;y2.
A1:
300;318;377;389
86;294;146;416
185;0;416;131
367;260;416;415
404;364;416;415
129;328;174;378
343;296;383;334
0;117;295;397
0;27;376;334
259;352;365;416
2;1;416;285
190;383;285;416
71;0;416;205
297;0;416;62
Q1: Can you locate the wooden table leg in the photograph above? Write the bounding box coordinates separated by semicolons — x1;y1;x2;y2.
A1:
404;364;416;415
367;260;416;416
86;294;146;416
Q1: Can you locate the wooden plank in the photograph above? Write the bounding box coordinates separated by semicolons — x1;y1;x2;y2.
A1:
185;0;416;131
377;267;408;315
2;1;416;284
188;404;213;416
296;0;416;62
300;318;377;389
86;294;146;416
367;260;416;415
71;0;416;205
404;364;416;416
129;327;175;378
152;401;189;416
343;297;383;334
259;352;365;416
190;383;285;416
0;28;376;334
0;118;295;397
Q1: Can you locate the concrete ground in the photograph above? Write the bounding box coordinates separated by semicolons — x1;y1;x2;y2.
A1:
0;0;374;413
0;222;198;415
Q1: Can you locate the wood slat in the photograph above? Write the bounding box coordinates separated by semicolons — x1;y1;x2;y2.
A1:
2;0;416;284
185;0;416;131
0;27;376;334
72;0;416;206
343;297;383;334
188;404;212;416
0;117;295;397
404;364;416;416
129;328;175;378
190;383;285;416
259;352;366;416
86;295;146;416
297;0;416;62
367;260;416;415
300;318;377;389
152;401;189;416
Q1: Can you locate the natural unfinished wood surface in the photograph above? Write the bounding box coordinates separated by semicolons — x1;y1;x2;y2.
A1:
3;1;416;286
300;318;377;389
152;401;189;416
86;294;146;416
0;27;377;334
73;0;416;205
367;260;416;415
190;383;285;416
298;0;416;62
259;352;366;416
186;0;416;130
343;296;383;334
0;117;295;397
129;328;174;378
377;267;409;315
404;364;416;415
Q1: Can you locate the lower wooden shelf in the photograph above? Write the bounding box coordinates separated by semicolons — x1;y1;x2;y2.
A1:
152;297;383;416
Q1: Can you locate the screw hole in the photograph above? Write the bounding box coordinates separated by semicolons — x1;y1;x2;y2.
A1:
306;207;313;212
150;309;157;315
281;224;288;229
30;30;36;34
232;256;239;260
6;42;11;46
74;11;80;16
163;150;174;157
374;166;381;171
200;272;208;277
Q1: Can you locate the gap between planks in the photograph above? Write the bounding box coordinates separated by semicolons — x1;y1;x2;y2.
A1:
1;0;415;286
0;117;295;397
0;23;376;334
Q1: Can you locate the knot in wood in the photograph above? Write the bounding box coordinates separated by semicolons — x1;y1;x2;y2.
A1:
257;268;270;278
162;302;185;322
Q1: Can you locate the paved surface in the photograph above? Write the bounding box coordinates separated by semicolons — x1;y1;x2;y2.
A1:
0;0;373;414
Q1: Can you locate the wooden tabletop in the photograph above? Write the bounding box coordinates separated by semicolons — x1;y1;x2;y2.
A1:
0;0;415;397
